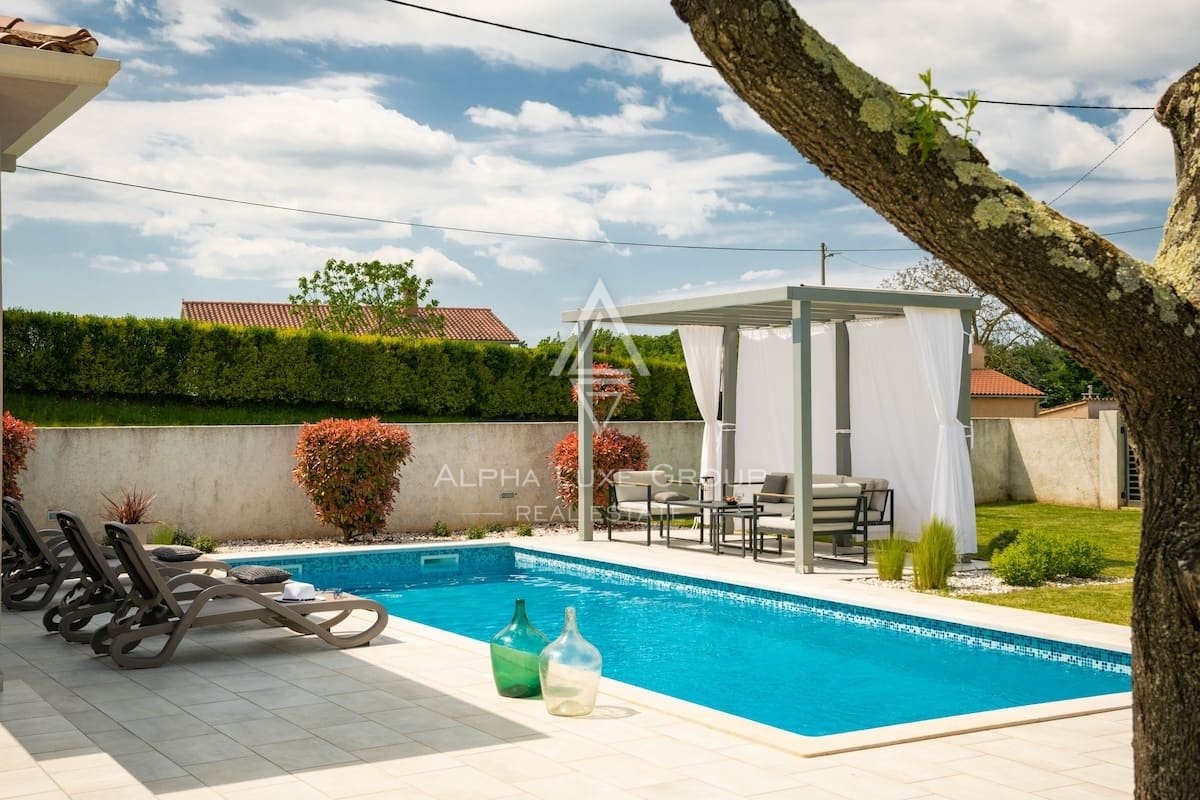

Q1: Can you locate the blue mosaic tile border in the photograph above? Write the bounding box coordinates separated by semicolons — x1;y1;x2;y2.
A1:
225;544;515;590
512;549;1132;676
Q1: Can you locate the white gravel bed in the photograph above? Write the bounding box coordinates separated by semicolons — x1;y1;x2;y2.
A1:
217;524;575;554
856;571;1131;596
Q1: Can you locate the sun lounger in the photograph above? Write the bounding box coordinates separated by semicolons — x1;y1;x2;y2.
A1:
44;511;128;641
45;511;284;641
92;522;388;668
1;497;77;610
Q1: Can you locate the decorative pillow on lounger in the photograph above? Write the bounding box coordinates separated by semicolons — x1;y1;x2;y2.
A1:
151;545;204;562
228;565;292;584
653;491;689;503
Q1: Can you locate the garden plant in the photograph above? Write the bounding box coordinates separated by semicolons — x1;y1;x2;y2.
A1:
293;417;413;543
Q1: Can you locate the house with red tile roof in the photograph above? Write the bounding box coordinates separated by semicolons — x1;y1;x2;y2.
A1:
968;344;1044;417
181;300;520;344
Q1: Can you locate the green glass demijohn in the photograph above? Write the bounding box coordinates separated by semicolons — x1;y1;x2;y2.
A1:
489;598;550;698
539;605;603;716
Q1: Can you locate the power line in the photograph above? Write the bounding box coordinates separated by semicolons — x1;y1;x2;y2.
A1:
835;253;897;272
1048;112;1156;204
17;165;1162;254
380;0;709;68
381;0;1155;111
18;167;820;255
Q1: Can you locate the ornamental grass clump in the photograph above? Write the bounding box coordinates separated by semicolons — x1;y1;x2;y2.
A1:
100;486;156;524
911;516;958;591
293;418;413;543
872;535;909;581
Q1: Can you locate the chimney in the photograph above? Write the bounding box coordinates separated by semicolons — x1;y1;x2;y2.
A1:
970;339;986;369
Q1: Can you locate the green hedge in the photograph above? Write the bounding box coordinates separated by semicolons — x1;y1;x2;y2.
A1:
2;309;699;421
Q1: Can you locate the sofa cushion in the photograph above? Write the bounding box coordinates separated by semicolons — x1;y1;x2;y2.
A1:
758;501;793;519
760;472;790;498
613;470;669;504
653;491;689;503
863;477;890;513
842;475;889;513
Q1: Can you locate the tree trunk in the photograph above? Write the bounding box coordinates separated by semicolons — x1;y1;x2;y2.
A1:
671;2;1200;796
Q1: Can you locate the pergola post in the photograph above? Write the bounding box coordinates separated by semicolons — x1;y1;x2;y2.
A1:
834;321;851;475
959;310;974;448
793;300;814;574
720;325;740;499
576;320;594;541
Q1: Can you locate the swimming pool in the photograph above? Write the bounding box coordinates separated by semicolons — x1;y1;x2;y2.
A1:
228;544;1130;737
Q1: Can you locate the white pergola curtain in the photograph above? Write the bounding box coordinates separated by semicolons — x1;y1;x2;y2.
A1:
679;325;723;490
904;307;977;553
847;317;936;537
735;325;836;479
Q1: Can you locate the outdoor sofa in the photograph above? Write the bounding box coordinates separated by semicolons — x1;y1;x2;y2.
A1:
751;472;893;564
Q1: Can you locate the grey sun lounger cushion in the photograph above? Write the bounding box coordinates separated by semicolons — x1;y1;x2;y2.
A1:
151;545;204;562
228;565;292;584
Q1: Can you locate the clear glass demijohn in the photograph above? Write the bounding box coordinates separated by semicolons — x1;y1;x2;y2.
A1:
538;605;603;716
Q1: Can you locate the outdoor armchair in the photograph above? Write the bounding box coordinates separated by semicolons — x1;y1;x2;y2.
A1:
606;469;699;545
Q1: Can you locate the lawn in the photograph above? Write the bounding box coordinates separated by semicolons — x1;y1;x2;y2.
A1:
965;501;1140;625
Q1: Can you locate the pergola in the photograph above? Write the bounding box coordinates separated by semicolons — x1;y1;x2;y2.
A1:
0;22;121;691
561;284;982;573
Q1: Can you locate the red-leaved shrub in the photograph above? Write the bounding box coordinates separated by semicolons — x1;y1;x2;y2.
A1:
3;412;37;500
550;362;649;514
548;428;648;510
568;363;640;406
293;418;414;542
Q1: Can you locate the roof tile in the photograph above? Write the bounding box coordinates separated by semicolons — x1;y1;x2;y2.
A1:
970;368;1045;397
181;301;520;343
0;17;98;55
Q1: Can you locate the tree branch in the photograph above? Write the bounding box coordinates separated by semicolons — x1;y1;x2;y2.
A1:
671;0;1200;390
1155;65;1200;307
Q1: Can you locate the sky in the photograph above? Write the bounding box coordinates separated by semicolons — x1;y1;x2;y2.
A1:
1;1;1193;344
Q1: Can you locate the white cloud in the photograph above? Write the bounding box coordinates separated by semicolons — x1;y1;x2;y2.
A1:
88;254;169;274
467;98;667;136
741;268;784;281
123;58;176;76
150;0;699;69
368;246;480;285
596;183;743;239
976;107;1173;183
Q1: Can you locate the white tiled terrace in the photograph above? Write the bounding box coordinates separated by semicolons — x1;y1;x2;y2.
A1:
0;533;1133;799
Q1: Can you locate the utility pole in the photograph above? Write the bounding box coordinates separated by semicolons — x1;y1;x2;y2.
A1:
819;242;831;285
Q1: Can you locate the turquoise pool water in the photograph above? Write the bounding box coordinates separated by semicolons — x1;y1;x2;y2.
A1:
228;545;1130;736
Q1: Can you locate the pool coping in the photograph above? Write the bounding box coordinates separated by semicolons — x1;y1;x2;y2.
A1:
224;535;1133;755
